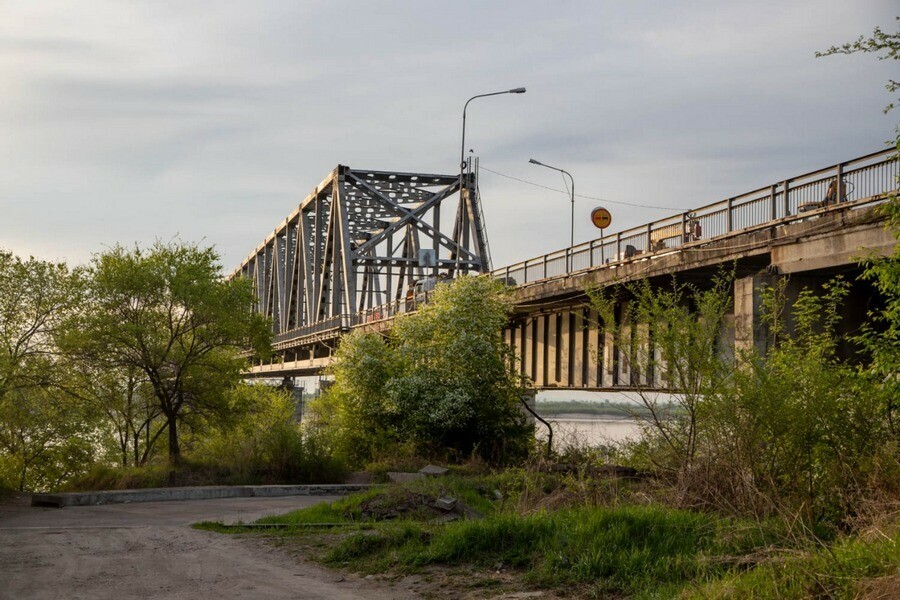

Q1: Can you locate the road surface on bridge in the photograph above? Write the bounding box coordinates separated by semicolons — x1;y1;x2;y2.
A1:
0;494;416;600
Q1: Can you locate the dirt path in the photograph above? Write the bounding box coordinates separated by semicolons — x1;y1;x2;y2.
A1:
0;494;417;600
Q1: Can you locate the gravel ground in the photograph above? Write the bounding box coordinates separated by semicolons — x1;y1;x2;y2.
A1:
0;494;417;600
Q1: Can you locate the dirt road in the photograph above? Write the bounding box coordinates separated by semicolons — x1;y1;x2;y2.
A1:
0;494;417;600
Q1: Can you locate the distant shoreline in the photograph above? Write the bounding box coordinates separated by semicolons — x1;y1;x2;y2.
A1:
535;400;656;419
538;412;638;422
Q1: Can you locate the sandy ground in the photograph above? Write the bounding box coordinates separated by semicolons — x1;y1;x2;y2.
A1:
0;494;418;600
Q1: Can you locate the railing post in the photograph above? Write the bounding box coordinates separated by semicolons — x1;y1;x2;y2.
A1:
726;197;733;232
782;179;790;217
770;184;777;221
589;239;594;267
616;232;622;260
835;162;844;204
543;255;548;279
646;223;652;251
681;212;687;245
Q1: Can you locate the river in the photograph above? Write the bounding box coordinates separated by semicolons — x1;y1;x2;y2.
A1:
534;414;643;448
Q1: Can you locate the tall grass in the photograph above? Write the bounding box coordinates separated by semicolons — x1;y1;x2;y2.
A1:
308;504;781;597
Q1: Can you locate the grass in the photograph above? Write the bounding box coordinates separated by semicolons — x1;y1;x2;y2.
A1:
206;471;899;598
254;476;791;598
313;505;785;598
257;475;499;526
683;526;900;599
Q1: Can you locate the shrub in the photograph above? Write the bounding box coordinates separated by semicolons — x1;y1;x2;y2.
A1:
311;275;533;466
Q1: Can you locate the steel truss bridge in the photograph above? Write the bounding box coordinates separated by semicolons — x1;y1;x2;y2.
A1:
237;148;899;386
234;163;489;360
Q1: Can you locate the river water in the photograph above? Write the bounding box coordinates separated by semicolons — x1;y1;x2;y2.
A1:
534;414;643;448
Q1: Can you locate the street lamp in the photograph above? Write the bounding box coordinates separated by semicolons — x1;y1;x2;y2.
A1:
529;158;575;249
460;88;526;175
456;87;526;273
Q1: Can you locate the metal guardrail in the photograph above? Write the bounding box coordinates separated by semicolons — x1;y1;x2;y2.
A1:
270;148;898;348
492;148;898;286
273;294;433;348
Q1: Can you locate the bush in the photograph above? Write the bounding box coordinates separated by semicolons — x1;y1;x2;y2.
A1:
592;271;899;530
311;275;533;466
193;384;347;484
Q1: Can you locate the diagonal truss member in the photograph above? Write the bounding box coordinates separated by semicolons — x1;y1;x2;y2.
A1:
234;166;489;339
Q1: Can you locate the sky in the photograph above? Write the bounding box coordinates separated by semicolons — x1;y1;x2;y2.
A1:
1;1;897;271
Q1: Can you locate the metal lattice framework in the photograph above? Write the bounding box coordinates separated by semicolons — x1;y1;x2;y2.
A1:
235;166;488;344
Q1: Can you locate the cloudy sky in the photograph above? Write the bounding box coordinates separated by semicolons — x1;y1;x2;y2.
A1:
1;1;896;270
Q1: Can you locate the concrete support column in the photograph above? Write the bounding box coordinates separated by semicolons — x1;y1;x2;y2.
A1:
548;313;559;385
535;315;547;387
733;274;771;357
572;310;585;387
586;309;600;387
617;301;631;386
524;317;535;384
504;327;515;371
559;311;571;386
635;322;650;386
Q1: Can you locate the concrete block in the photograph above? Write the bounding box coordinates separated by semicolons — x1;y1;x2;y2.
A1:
435;496;457;511
418;464;448;477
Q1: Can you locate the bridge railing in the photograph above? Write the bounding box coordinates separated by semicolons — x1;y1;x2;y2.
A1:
494;148;898;285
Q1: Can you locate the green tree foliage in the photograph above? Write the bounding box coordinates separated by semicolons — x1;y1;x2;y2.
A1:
69;364;164;467
0;385;99;492
63;241;271;466
816;17;899;113
0;250;97;491
314;275;532;465
588;274;733;473
855;127;900;436
709;279;895;524
195;383;345;484
589;272;897;527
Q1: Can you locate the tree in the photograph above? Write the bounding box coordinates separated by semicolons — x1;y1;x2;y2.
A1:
817;18;900;434
0;384;98;492
816;17;899;113
315;275;532;464
587;274;734;474
64;241;271;466
0;250;94;491
69;363;164;467
0;250;86;403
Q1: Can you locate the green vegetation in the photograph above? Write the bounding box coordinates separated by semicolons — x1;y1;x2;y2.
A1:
245;473;898;598
62;241;272;465
0;241;346;492
0;251;98;492
310;275;532;466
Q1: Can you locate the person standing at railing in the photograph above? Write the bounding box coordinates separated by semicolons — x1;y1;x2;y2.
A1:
683;214;702;242
824;178;848;205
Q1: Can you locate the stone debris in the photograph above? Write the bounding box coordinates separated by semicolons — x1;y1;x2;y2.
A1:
418;464;449;477
434;496;457;511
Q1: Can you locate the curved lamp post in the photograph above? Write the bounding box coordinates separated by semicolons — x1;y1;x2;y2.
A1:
529;158;575;250
460;88;526;175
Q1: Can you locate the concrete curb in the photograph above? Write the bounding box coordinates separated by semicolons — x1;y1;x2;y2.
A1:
31;484;373;508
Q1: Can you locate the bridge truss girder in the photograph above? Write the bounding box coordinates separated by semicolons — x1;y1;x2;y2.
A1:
236;166;488;339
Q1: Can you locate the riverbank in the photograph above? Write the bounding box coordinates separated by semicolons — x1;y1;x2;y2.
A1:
200;472;900;599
